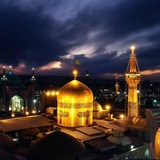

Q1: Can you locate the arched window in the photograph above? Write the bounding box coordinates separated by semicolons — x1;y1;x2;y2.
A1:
9;95;25;114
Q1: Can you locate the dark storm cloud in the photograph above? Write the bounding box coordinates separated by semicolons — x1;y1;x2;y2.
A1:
0;0;67;67
0;0;160;79
56;0;160;75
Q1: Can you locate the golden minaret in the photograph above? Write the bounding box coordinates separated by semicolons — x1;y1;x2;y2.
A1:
125;46;141;119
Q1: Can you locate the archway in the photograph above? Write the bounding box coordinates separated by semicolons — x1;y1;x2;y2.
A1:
9;95;26;114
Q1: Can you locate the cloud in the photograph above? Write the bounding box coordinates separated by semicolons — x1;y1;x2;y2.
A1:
0;0;160;80
38;61;62;71
141;68;160;76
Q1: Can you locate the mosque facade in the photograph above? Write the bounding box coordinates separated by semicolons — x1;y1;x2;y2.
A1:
0;67;41;114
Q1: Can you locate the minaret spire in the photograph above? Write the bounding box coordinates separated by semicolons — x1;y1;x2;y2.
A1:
31;68;36;81
125;46;141;120
129;46;137;73
3;66;6;78
1;66;7;81
32;68;35;79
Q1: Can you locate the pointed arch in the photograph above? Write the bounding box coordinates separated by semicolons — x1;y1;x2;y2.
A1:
9;95;27;114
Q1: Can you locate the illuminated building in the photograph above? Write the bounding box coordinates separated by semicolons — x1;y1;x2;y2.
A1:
125;46;141;119
42;89;59;112
155;128;160;159
93;101;102;119
57;70;93;127
0;67;40;114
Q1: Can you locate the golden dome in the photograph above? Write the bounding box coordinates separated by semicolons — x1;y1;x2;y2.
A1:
93;101;102;111
57;79;93;103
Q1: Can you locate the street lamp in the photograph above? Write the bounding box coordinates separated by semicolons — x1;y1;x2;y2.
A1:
44;90;59;109
11;112;15;117
25;111;29;116
46;90;59;97
120;114;125;119
105;105;112;119
32;99;37;114
105;105;111;114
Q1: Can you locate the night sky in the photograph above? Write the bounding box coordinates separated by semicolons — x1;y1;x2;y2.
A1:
0;0;160;81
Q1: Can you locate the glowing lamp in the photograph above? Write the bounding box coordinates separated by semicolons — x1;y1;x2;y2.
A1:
32;110;36;114
46;91;50;96
51;91;55;96
73;70;78;79
106;105;111;110
130;45;135;52
130;145;134;150
25;111;29;115
73;70;77;75
11;113;15;117
120;114;125;119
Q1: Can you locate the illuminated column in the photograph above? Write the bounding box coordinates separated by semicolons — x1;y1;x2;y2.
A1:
125;46;141;118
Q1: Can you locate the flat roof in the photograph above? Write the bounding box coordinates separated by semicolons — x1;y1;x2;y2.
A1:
76;126;102;136
0;115;53;132
62;128;106;142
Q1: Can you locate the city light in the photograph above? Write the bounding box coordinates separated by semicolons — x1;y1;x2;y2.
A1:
130;145;134;150
46;90;59;96
32;110;36;114
105;105;111;111
46;91;50;96
25;111;29;116
120;114;125;119
11;113;15;117
137;90;140;93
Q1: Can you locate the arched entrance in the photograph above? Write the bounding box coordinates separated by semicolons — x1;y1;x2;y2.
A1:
9;95;26;114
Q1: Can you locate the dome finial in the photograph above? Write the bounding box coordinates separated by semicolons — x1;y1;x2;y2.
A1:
73;69;78;80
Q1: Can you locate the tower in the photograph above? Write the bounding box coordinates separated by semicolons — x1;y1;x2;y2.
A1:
115;77;119;96
125;46;141;119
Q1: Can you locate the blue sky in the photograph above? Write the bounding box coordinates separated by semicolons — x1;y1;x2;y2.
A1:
0;0;160;81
